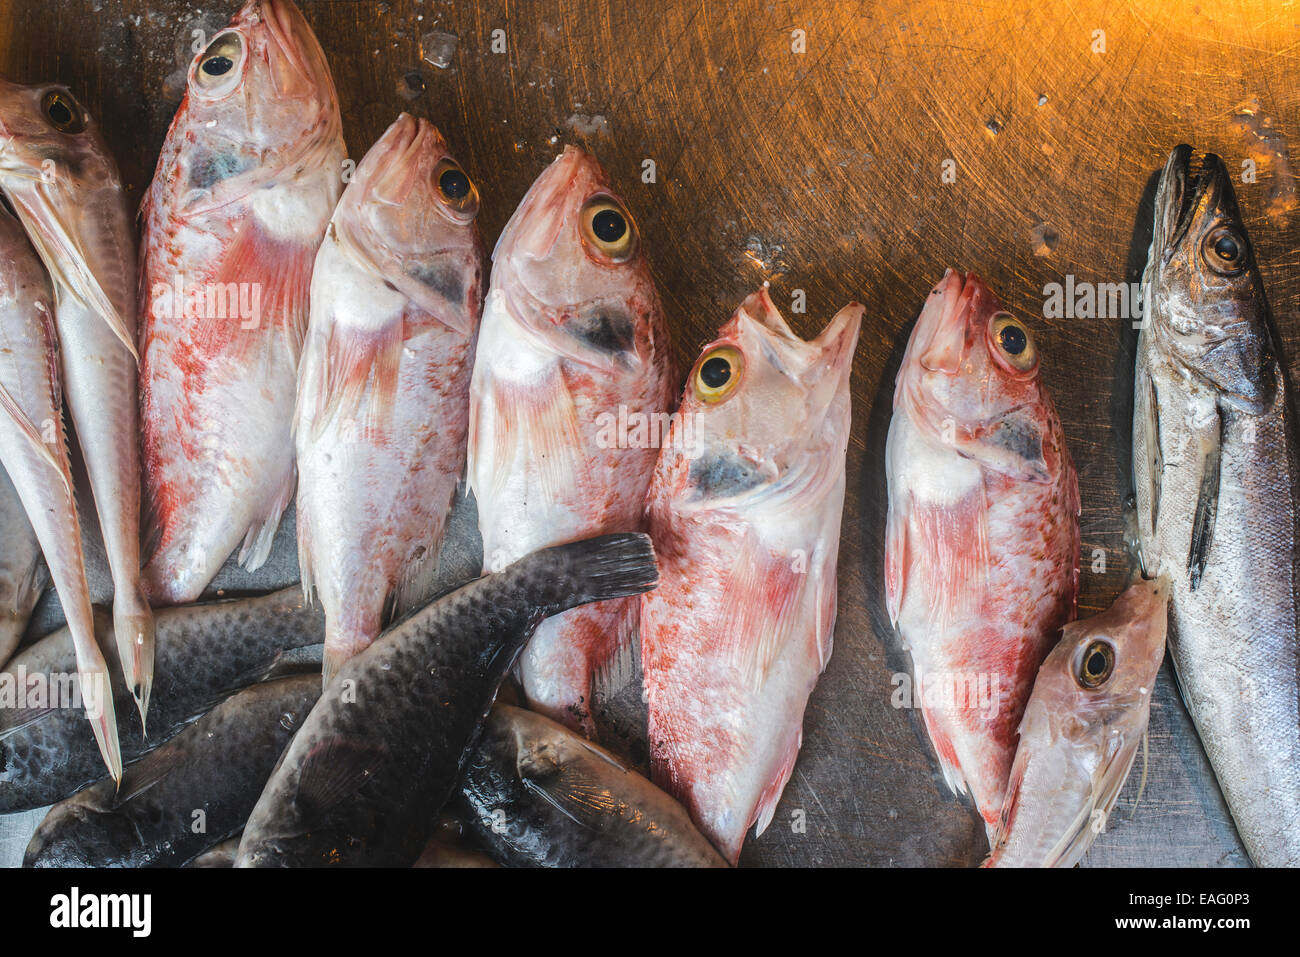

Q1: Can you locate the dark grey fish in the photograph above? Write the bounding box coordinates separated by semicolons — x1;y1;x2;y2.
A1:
0;464;46;667
25;675;319;867
0;587;324;813
235;533;659;867
186;836;242;868
1132;144;1300;866
459;704;727;867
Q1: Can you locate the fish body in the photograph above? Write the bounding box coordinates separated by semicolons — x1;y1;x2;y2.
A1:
467;146;675;736
296;113;483;683
1133;145;1300;867
640;289;861;864
0;586;323;812
0;204;119;780
0;76;154;719
986;577;1168;867
139;0;346;604
0;465;46;666
235;533;659;867
459;704;728;867
884;271;1080;832
25;674;320;867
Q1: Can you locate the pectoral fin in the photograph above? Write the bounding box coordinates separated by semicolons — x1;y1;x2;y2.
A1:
1187;404;1222;591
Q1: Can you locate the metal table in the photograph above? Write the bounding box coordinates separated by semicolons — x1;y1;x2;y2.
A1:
4;0;1291;866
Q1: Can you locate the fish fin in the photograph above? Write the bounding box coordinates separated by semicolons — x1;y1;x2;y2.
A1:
237;466;295;571
0;380;73;499
590;598;640;703
918;701;969;797
469;363;581;512
884;493;907;627
1041;734;1141;868
1141;371;1164;541
751;727;802;839
986;720;1033;857
1187;403;1223;591
516;744;627;833
113;744;184;806
911;485;989;634
295;314;406;441
294;736;386;817
720;529;809;691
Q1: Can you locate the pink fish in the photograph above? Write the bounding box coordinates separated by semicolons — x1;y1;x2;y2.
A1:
0;204;120;779
640;288;862;864
295;113;484;683
139;0;346;604
884;270;1080;834
467;146;675;736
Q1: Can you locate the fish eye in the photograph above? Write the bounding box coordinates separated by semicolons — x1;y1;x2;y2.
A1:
41;90;84;134
580;195;637;262
1076;639;1115;689
989;313;1037;372
692;345;743;404
195;32;244;92
1203;225;1248;276
433;158;479;219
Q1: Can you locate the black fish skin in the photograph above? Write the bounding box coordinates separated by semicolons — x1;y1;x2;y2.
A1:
24;675;320;868
236;533;659;868
0;588;324;813
458;705;728;867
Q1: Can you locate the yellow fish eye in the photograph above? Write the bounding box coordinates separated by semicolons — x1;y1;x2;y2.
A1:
1203;224;1249;277
196;32;243;91
990;312;1037;372
580;195;637;262
41;90;84;135
1077;639;1115;689
434;158;479;219
693;345;743;403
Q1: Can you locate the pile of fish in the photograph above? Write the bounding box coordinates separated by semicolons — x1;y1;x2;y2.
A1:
0;0;1296;869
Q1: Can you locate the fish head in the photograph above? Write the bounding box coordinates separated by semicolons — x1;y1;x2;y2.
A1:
1032;576;1169;735
333;113;482;331
1146;145;1276;412
895;270;1063;483
671;288;862;509
174;0;341;206
0;77;115;191
493;145;660;370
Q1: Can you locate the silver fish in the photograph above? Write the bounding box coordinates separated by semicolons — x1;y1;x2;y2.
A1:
1133;144;1300;866
986;577;1168;867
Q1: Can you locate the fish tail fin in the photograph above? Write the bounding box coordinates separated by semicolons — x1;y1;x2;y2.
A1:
74;648;122;784
520;533;659;616
112;590;155;732
590;598;640;705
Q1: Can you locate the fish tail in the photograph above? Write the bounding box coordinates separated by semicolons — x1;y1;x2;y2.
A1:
517;533;659;616
113;592;155;732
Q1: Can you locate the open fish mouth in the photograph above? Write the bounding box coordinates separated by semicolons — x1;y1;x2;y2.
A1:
1154;145;1239;261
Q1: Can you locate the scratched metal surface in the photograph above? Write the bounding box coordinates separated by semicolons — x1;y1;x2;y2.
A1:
2;0;1295;867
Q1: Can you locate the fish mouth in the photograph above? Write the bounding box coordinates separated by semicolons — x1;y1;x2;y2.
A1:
1154;145;1241;261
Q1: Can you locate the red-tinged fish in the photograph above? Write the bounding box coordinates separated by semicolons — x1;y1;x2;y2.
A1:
295;113;484;683
0;204;120;780
0;77;155;720
985;577;1168;868
640;289;862;865
467;146;675;736
139;0;346;604
884;270;1080;835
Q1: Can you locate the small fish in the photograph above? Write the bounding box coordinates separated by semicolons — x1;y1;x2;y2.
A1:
0;203;120;781
25;674;320;868
986;577;1169;868
296;113;483;684
0;76;155;723
0;464;46;666
640;289;862;864
235;533;659;867
0;587;323;813
1133;145;1300;866
467;146;675;737
459;703;727;867
885;271;1080;834
139;0;346;604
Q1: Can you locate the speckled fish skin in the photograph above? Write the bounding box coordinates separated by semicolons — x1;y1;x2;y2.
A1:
885;271;1080;835
986;577;1168;868
139;0;346;605
0;76;155;720
467;146;675;737
0;204;120;782
235;533;659;868
0;587;323;813
0;465;46;667
296;113;483;685
25;674;320;868
640;290;861;865
1133;145;1300;867
458;704;728;868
